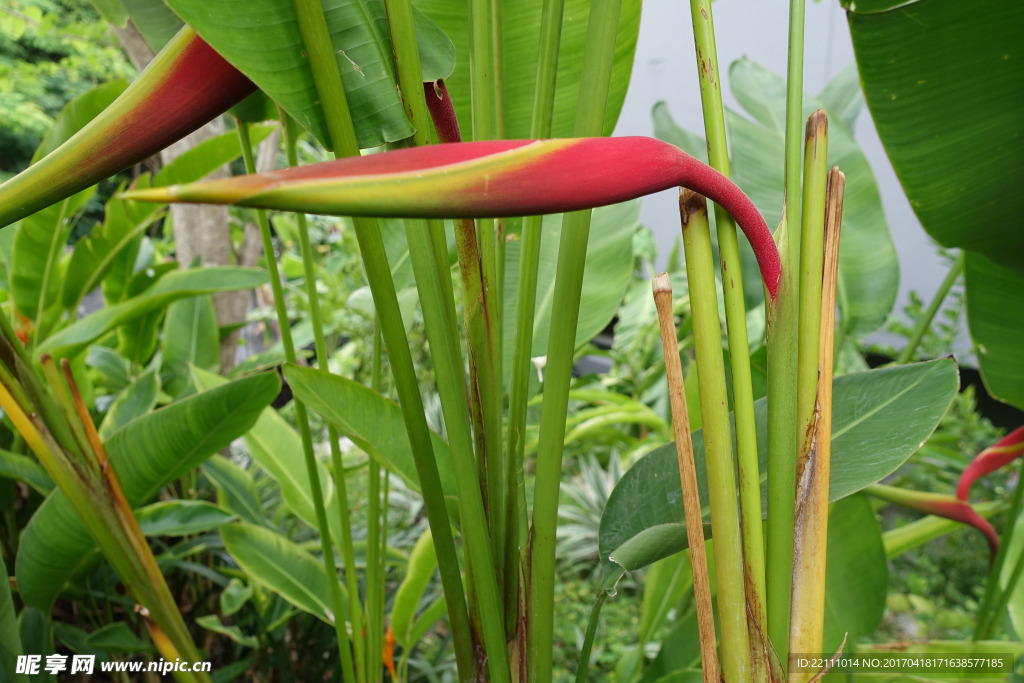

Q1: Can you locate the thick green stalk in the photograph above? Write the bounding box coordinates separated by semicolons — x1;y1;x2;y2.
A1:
281;122;366;682
403;219;512;681
680;191;752;681
896;251;964;365
385;2;509;675
768;0;807;662
468;0;505;566
236;121;357;683
975;459;1024;639
287;0;475;677
528;2;622;680
505;0;566;635
688;2;767;670
796;112;828;444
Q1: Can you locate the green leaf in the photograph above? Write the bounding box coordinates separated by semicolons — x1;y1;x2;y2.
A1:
195;614;258;648
389;528;438;648
847;0;1024;273
0;547;22;681
39;267;268;359
122;0;184;52
220;523;345;625
0;448;53;495
598;360;958;587
90;0;129;27
191;367;341;544
821;494;887;652
501;200;637;386
965;253;1024;410
363;0;455;81
154;124;275;188
97;369;160;441
83;622;151;653
162;295;219;397
135;500;236;537
10;188;94;328
62;194;163;312
731;58;897;337
284;364;457;500
164;0;419;150
15;372;279;609
201;456;265;526
415;0;640;139
219;578;253;617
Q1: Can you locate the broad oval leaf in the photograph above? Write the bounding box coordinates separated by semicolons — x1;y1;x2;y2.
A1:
220;522;345;625
15;372;279;609
846;0;1024;272
598;359;958;586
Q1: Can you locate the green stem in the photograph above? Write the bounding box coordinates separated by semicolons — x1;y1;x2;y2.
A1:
367;326;382;683
895;251;964;365
236;120;356;683
505;0;566;638
784;0;806;287
767;0;807;662
975;459;1024;640
688;2;768;670
301;0;475;677
680;192;752;681
574;590;608;683
882;500;1005;559
983;547;1024;639
468;0;505;566
528;3;622;680
281;118;367;683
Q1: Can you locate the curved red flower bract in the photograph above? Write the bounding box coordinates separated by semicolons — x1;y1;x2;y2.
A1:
0;26;256;229
956;425;1024;502
129;136;782;298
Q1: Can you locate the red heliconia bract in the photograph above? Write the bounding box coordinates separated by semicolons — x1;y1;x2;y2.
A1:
957;425;1024;502
0;26;256;229
124;136;783;298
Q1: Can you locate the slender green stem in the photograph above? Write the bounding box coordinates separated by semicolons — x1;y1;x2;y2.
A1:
680;192;752;681
281;119;367;683
467;0;505;564
366;326;383;683
688;3;767;671
896;251;964;365
982;542;1024;640
767;0;807;663
882;500;1005;559
784;0;806;286
975;459;1024;639
574;590;608;683
288;0;473;676
505;0;566;637
528;3;622;680
236;120;357;683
